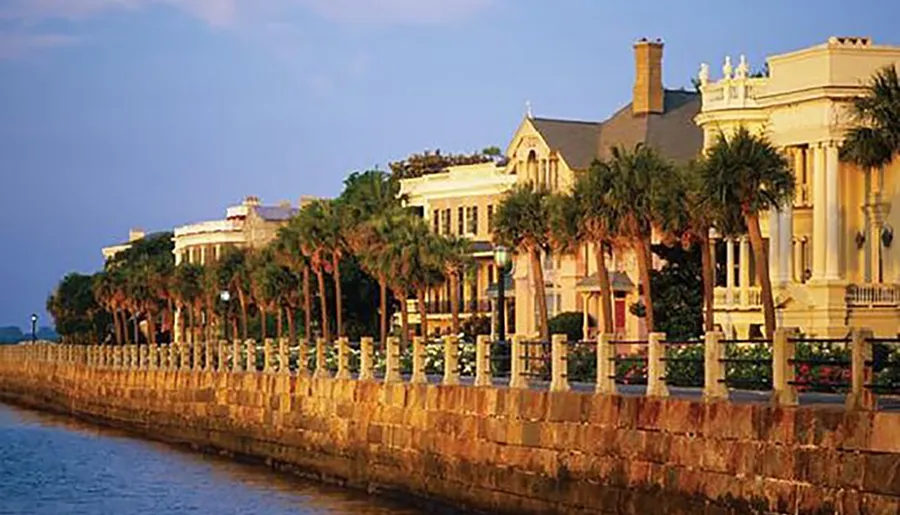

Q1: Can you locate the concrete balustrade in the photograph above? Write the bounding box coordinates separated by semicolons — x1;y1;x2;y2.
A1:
359;337;374;381
703;332;728;401
848;328;875;410
335;337;351;380
550;334;569;392
313;338;329;379
384;337;401;383
245;340;256;372
474;335;491;387
772;327;798;406
262;338;272;373
232;340;242;372
509;335;528;389
295;339;309;377
443;336;460;386
411;337;426;384
596;333;615;395
646;333;669;397
277;338;289;374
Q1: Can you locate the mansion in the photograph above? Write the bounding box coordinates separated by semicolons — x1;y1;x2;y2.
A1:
407;36;900;340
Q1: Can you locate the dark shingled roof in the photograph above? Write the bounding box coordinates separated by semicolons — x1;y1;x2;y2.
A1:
576;271;635;292
254;205;299;221
529;90;702;170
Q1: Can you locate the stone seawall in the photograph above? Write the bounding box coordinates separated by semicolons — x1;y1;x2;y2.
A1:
1;359;899;514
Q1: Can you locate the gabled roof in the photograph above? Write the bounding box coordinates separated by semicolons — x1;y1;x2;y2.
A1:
528;89;702;170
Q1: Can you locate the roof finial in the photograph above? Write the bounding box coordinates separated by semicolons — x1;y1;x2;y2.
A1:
525;100;533;119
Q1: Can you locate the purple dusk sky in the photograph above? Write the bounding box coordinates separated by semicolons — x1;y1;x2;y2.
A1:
0;0;897;328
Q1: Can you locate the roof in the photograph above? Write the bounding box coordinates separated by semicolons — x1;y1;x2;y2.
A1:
106;231;169;248
253;205;299;221
468;241;495;254
575;271;635;292
529;90;702;170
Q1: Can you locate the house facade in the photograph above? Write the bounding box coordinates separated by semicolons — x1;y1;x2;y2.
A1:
697;37;900;338
399;161;517;336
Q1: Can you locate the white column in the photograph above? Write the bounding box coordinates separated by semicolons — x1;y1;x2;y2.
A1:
768;208;781;285
793;238;803;283
779;205;793;286
740;237;750;306
825;143;841;280
812;144;827;280
726;239;735;305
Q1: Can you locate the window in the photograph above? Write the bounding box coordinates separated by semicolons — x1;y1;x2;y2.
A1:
433;210;439;234
487;205;494;234
442;209;451;235
469;206;479;235
457;207;464;235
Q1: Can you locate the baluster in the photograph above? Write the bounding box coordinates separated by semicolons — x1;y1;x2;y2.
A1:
443;335;460;386
509;335;528;389
647;333;669;397
474;335;491;387
772;327;798;406
313;338;329;379
384;336;401;383
336;337;350;380
359;337;374;381
411;336;426;384
550;334;570;392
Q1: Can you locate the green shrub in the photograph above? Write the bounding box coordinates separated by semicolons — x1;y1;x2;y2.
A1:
549;312;592;342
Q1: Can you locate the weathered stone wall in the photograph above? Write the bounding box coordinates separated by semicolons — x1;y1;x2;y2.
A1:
1;359;899;514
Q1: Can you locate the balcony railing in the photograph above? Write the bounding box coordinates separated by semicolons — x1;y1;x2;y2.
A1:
714;286;762;309
846;284;900;307
418;299;493;315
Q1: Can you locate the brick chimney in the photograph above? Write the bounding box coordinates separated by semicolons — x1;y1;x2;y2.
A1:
632;38;664;116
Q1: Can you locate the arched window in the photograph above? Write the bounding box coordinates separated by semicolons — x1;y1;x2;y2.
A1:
527;150;538;185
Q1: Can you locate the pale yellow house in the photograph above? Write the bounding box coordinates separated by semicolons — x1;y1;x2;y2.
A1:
399;161;517;336
697;36;900;338
506;39;703;339
101;228;154;261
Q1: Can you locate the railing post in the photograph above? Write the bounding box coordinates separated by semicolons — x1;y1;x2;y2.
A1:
278;338;289;375
772;327;798;406
647;332;670;397
216;341;226;371
149;344;159;370
411;336;427;384
262;338;273;373
596;333;616;395
384;336;401;383
192;342;201;371
509;335;528;389
245;340;256;372
181;342;190;371
204;340;213;372
336;337;351;380
550;334;570;392
296;338;309;377
703;332;728;401
231;340;242;372
474;335;491;387
847;328;875;410
443;335;460;386
313;337;329;379
359;337;374;381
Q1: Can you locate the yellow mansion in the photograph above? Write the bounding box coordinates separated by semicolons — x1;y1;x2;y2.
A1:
699;36;900;338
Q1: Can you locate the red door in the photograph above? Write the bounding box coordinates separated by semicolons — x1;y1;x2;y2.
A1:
614;299;626;333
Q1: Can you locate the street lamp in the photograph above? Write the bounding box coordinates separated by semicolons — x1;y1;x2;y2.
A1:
219;291;231;340
493;246;510;344
30;313;37;344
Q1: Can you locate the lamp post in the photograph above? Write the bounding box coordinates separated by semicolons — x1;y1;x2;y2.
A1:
30;313;37;344
219;291;231;340
493;246;510;344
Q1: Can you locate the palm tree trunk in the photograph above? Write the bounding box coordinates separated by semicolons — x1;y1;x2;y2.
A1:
260;306;267;340
147;312;157;345
529;249;550;341
133;313;140;344
449;272;461;335
746;212;776;340
399;289;409;347
417;290;428;338
332;255;344;338
303;267;312;341
112;308;123;345
286;307;296;344
316;269;330;343
379;275;388;346
277;306;283;338
121;309;130;345
231;316;238;343
699;230;715;333
237;290;249;340
594;243;614;333
634;237;655;333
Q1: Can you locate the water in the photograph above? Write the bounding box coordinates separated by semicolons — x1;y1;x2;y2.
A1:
0;403;425;515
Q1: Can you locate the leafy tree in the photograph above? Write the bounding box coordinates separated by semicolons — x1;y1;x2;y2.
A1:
649;244;703;341
493;182;551;341
548;312;591;342
703;127;794;339
388;149;496;180
173;262;204;343
217;246;251;340
273;220;313;341
47;273;109;345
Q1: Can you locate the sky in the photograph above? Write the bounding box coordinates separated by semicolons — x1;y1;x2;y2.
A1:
1;0;898;328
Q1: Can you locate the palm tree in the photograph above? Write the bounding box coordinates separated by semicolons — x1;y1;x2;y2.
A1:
338;170;403;344
493;182;551;341
703;127;794;339
273;222;313;341
248;248;285;340
435;235;472;335
92;272;121;344
295;200;334;343
370;210;421;345
217;246;251;340
599;145;673;333
173;262;204;343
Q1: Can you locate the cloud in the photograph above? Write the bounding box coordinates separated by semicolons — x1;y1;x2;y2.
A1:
297;0;494;24
0;31;80;59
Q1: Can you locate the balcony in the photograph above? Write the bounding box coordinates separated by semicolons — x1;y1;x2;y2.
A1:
846;284;900;307
714;286;762;310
